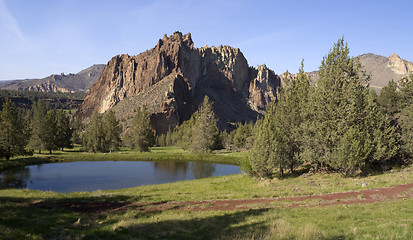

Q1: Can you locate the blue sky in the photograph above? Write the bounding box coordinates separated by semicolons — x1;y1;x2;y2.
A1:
1;0;412;80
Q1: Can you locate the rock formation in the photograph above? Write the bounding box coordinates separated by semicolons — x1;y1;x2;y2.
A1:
0;64;105;93
75;31;282;133
358;53;413;91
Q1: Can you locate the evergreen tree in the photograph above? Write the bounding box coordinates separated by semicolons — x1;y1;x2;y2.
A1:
304;38;398;175
71;117;83;145
0;98;29;160
83;110;106;153
249;106;277;178
44;110;58;154
233;121;254;150
176;115;195;150
128;107;154;152
55;110;73;151
28;101;47;153
190;96;220;153
102;110;122;152
156;134;167;147
273;61;311;173
165;128;174;146
399;103;413;159
377;80;402;116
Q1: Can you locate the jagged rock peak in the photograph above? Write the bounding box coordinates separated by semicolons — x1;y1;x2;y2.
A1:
75;31;282;133
157;31;194;49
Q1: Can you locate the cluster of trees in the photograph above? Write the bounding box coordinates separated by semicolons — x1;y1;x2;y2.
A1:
0;98;156;158
0;99;30;160
157;96;221;153
28;101;73;153
82;110;122;153
0;99;73;160
82;107;156;153
250;38;408;177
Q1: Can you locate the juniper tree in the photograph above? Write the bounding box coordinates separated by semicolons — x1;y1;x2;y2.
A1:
305;38;398;175
44;110;58;154
83;110;106;153
233;121;254;150
0;98;29;160
190;96;220;153
128;107;154;152
102;110;122;152
377;80;402;116
249;106;277;178
28;101;48;153
273;61;310;173
55;110;73;151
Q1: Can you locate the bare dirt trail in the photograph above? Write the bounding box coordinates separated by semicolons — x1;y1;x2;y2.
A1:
115;183;413;212
34;183;413;213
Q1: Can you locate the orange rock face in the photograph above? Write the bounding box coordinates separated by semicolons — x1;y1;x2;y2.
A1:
75;32;281;133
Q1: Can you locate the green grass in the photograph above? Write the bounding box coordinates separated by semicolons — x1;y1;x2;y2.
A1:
0;148;412;239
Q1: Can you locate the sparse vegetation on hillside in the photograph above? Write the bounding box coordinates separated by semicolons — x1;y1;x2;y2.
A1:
0;90;84;111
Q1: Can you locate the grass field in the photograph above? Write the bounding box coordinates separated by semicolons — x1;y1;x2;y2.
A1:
0;147;412;239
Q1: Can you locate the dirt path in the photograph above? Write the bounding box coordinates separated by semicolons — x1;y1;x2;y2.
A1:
31;183;413;213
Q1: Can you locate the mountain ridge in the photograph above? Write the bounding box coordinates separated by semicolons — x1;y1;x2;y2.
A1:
0;64;105;93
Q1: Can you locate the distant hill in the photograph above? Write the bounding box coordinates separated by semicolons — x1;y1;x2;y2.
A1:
358;53;413;91
307;53;413;92
0;64;105;93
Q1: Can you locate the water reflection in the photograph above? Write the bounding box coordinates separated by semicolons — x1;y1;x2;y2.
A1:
153;161;189;178
152;161;216;179
0;161;241;193
191;162;215;179
0;167;30;189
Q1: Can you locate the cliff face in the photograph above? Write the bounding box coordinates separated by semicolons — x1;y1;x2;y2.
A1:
75;32;281;133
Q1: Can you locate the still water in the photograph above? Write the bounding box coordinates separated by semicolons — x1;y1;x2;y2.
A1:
0;161;241;193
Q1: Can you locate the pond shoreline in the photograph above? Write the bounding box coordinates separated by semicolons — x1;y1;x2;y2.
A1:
0;146;245;173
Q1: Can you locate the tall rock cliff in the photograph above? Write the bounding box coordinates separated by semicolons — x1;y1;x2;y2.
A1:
75;32;281;133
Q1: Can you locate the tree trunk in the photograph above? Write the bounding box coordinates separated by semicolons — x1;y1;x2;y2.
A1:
280;163;284;176
49;149;52;154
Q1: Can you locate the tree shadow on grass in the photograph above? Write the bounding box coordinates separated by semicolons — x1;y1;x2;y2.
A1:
86;208;272;240
0;195;142;239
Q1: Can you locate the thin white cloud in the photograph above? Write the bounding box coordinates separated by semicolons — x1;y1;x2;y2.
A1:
0;0;26;42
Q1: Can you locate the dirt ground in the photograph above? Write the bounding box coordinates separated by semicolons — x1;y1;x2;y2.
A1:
30;183;413;213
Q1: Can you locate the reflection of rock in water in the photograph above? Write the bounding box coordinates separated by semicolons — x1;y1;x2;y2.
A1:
152;161;189;178
0;167;30;189
191;162;215;179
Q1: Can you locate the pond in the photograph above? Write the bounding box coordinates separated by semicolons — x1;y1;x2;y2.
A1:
0;161;241;193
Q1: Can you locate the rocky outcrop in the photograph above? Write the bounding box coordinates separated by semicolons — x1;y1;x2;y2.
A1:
248;64;281;111
75;32;282;133
357;53;413;91
388;53;413;75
